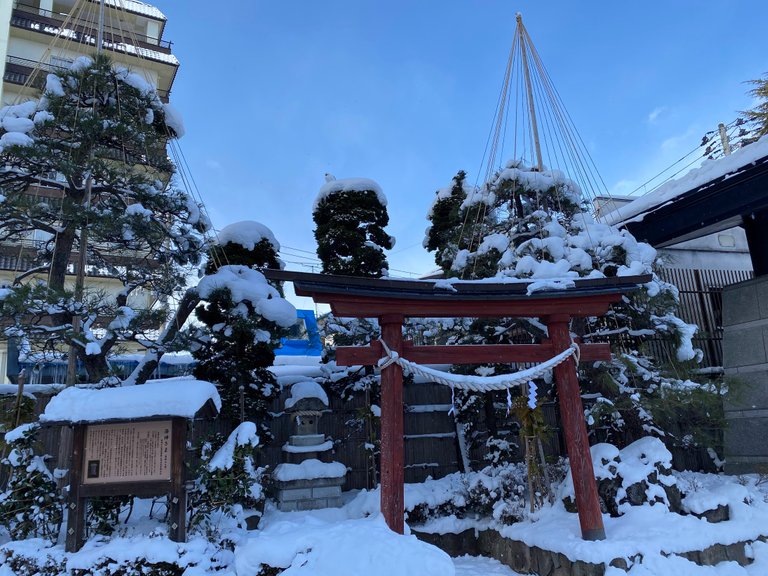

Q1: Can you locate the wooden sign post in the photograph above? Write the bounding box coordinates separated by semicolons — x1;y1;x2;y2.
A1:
65;417;187;552
39;379;220;553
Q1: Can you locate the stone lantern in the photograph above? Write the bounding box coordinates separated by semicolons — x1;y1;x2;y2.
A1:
273;380;347;511
282;380;332;464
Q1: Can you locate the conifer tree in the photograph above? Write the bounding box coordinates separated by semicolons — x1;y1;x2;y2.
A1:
0;54;207;382
312;177;394;484
313;177;394;278
191;221;295;435
743;74;768;145
424;161;711;453
424;170;469;274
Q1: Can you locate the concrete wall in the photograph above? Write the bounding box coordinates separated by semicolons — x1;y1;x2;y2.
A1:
723;275;768;473
0;0;13;104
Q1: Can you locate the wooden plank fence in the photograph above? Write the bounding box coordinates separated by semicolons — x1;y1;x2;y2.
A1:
3;268;752;490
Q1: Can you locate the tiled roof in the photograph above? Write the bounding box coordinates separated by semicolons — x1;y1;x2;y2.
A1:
105;0;166;21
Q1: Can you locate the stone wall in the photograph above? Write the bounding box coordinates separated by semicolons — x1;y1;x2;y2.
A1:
723;275;768;474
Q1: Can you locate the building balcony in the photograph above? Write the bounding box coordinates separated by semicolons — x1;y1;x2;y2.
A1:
4;55;171;102
10;3;178;67
0;238;159;275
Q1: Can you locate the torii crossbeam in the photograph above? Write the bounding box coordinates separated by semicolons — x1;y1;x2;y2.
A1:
266;270;651;541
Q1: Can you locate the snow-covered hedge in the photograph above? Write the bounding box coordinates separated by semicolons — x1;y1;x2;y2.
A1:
560;437;682;517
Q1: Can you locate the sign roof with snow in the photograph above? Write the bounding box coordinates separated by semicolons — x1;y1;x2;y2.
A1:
40;379;221;424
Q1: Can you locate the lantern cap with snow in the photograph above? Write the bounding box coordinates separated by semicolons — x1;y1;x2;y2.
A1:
284;380;329;439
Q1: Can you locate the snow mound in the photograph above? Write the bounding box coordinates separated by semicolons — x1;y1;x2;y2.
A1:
273;458;346;481
285;380;328;409
216;220;280;251
234;514;455;576
314;177;387;212
40;379;221;423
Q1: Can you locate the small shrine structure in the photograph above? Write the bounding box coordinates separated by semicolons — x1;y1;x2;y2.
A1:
273;380;347;511
266;269;651;541
39;379;220;552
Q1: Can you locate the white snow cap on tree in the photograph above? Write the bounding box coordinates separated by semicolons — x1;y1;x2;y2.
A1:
162;103;185;138
217;220;280;251
197;265;296;327
313;177;387;212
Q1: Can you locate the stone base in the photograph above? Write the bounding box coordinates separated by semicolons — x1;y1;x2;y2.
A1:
275;475;345;512
414;528;763;575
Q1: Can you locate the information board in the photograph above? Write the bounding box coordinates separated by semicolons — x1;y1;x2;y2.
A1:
82;420;172;484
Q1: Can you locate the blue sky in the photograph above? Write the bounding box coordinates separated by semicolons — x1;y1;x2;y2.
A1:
161;1;767;304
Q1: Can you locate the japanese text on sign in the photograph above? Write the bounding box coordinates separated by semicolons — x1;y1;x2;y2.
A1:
83;420;172;484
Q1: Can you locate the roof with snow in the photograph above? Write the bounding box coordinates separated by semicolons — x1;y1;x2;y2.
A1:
106;0;166;21
605;136;768;247
265;269;650;302
40;379;221;424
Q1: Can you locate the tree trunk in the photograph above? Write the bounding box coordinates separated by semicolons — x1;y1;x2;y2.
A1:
126;289;200;385
80;350;110;384
49;224;77;293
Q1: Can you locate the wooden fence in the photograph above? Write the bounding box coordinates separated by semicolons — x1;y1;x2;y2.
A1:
5;268;751;488
656;268;753;367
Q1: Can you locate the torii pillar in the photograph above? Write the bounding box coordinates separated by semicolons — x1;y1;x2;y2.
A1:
380;314;405;533
265;269;651;541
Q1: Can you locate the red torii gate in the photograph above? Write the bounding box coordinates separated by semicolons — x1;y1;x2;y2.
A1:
267;270;650;541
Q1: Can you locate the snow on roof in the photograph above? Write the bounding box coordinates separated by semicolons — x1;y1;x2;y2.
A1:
39;379;221;423
106;0;166;21
605;135;768;226
216;221;280;251
313;177;387;212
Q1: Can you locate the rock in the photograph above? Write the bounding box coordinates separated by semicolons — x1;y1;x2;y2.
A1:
663;483;684;514
691;503;730;523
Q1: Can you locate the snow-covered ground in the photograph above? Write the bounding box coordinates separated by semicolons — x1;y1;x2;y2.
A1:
3;469;768;574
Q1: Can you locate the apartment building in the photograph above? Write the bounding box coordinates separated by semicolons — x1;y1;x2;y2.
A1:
0;0;180;383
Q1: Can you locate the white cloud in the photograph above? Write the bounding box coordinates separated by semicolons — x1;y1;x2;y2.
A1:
661;125;698;153
647;106;665;124
610;179;640;197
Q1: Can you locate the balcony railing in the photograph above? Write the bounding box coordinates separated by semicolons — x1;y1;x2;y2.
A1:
10;3;177;67
4;55;171;102
14;1;172;50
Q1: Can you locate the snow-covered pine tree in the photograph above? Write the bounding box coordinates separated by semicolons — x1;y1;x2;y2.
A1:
424;170;471;275
0;54;208;382
191;221;296;434
313;177;394;278
742;73;768;145
424;160;713;453
312;177;394;484
313;176;395;366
